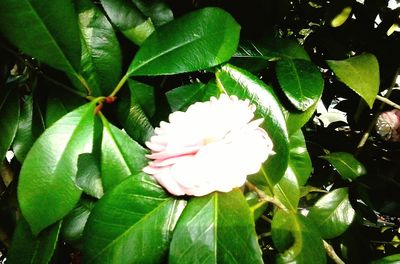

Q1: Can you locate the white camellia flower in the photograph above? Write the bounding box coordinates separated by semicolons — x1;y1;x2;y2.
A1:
143;94;274;196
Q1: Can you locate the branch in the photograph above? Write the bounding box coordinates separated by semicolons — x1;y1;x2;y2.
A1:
245;181;288;211
323;240;346;264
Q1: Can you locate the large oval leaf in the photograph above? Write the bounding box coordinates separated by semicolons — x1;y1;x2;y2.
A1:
169;189;263;264
131;0;173;27
100;0;155;45
308;188;355;239
18;102;97;234
327;53;379;108
272;210;326;264
273;167;300;212
100;115;148;192
7;219;61;264
83;174;186;264
276;58;324;111
321;152;366;181
288;129;312;186
0;85;20;162
216;64;289;186
0;0;81;73
76;0;122;96
128;7;240;76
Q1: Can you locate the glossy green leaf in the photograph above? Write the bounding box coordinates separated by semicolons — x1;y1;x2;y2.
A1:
308;188;355;239
76;0;122;96
288;129;312;186
0;85;20;162
130;80;156;118
76;153;103;199
169;189;263;264
7;219;61;264
274;167;300;212
100;0;155;45
276;58;324;111
216;64;289;186
166;82;220;112
18;102;97;235
0;0;81;73
131;0;173;27
100;115;148;192
128;7;240;76
285;99;320;136
115;79;155;144
62;199;95;248
371;254;400;264
83;174;186;264
272;210;326;264
13;93;45;162
327;53;379;108
321;152;366;180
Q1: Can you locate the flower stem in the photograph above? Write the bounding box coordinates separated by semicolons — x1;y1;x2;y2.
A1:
245;181;288;211
323;240;345;264
109;74;129;98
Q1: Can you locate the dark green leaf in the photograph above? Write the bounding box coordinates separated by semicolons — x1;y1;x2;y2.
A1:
76;0;123;96
100;115;148;192
13;93;45;162
327;53;379;108
371;254;400;264
128;7;240;76
83;174;186;264
216;64;289;186
169;189;263;264
274;168;300;212
288;130;312;186
130;80;156;118
115;79;155;144
18;102;97;234
0;0;81;73
0;85;20;162
7;219;61;264
62;199;95;248
285;99;320;136
276;58;324;111
76;153;103;199
272;210;326;264
100;0;155;45
166;82;220;112
321;152;366;180
131;0;173;27
308;188;355;239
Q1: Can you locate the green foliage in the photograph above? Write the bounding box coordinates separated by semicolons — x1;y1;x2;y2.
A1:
1;1;399;263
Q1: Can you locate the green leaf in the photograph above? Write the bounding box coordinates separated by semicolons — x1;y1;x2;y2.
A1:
62;199;95;248
276;58;324;111
115;79;155;144
76;153;103;199
128;7;240;76
169;189;263;264
131;0;173;27
100;115;148;192
288;130;312;186
321;152;366;180
7;219;61;264
0;85;20;162
216;64;289;186
331;6;352;27
327;53;379;108
285;99;320;136
166;82;220;112
100;0;155;45
130;80;156;118
13;93;45;162
274;167;300;212
83;174;186;264
0;0;81;73
371;254;400;264
18;102;97;235
272;210;326;264
76;0;123;96
308;188;355;239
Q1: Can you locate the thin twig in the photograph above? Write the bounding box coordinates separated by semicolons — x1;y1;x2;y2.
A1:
376;95;400;110
245;181;288;211
323;240;346;264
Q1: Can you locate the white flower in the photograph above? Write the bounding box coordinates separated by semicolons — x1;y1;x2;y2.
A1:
143;94;274;196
